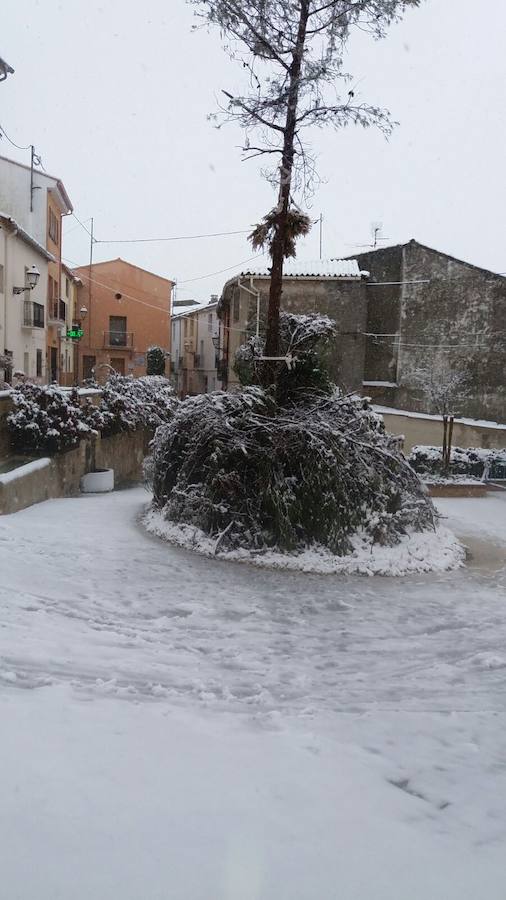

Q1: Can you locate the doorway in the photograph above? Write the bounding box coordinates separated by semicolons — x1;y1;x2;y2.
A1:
50;347;58;383
110;357;126;375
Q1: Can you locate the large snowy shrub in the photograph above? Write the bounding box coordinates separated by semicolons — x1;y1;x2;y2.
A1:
149;387;435;555
8;384;92;454
234;312;336;403
93;374;177;436
146;346;166;376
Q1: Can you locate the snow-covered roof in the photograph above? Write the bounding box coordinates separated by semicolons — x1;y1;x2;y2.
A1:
239;259;364;279
0;212;55;262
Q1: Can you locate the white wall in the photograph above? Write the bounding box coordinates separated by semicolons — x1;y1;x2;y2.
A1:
0;156;65;246
0;225;49;382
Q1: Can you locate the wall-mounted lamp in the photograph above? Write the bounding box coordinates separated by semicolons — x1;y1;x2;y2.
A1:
13;265;41;294
79;305;88;320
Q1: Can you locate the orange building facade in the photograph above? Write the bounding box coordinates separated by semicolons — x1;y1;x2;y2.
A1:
73;258;173;382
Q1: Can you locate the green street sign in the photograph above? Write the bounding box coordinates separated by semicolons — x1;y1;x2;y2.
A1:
67;327;84;340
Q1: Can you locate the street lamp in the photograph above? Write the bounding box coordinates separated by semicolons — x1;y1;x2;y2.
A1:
13;265;41;294
0;57;14;82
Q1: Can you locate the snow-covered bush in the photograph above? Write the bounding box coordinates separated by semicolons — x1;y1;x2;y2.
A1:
234;311;337;403
146;346;166;376
8;384;92;454
149;387;436;555
93;374;177;436
410;445;506;479
8;376;177;455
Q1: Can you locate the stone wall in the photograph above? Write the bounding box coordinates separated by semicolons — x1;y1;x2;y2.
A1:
94;429;152;484
0;428;152;515
352;241;506;423
221;277;368;393
0;394;11;460
349;245;403;385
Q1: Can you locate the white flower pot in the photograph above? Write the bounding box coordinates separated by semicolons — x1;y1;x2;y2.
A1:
80;468;114;493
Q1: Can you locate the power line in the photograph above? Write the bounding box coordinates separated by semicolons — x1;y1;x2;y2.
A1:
95;228;251;245
0;123;31;151
64;217;92;238
178;252;266;285
70;212;95;240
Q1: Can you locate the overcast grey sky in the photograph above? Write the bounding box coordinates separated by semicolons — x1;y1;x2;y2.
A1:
2;0;505;302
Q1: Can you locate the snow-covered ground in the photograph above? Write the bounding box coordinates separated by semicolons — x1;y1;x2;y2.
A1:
1;487;506;899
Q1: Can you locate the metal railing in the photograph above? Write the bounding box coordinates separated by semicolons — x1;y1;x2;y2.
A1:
48;299;66;322
22;300;45;328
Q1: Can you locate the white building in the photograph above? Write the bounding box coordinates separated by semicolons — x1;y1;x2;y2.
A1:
60;264;81;385
0;154;73;383
170;298;219;397
0;213;52;383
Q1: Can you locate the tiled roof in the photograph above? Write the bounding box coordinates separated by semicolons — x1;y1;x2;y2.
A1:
239;258;363;278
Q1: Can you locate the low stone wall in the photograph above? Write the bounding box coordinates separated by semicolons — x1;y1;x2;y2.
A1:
0;393;12;460
375;406;506;453
427;483;488;498
95;429;152;485
0;428;152;516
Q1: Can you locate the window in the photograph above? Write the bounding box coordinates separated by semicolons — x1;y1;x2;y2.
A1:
33;303;45;328
23;299;44;327
36;349;43;377
48;207;59;244
109;315;127;346
208;313;213;333
233;293;240;322
0;264;4;293
65;277;70;299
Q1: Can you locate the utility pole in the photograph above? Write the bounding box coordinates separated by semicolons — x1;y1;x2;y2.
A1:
30;146;35;212
88;217;94;369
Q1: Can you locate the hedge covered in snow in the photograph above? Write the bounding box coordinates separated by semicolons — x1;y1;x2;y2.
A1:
93;375;177;435
148;386;436;556
8;376;177;454
8;385;93;454
409;445;506;480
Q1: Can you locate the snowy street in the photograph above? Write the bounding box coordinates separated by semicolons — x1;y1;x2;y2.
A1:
1;487;506;898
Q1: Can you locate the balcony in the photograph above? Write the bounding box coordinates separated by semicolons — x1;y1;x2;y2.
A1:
22;300;45;329
48;299;67;324
103;331;134;348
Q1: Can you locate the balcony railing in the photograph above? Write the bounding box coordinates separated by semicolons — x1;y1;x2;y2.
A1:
22;300;45;329
48;299;66;323
103;331;134;348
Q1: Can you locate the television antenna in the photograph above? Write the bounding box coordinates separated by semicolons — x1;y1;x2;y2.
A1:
346;221;390;250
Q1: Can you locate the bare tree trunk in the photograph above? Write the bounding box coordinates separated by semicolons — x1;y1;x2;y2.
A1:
447;415;454;472
442;415;448;472
264;0;310;371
